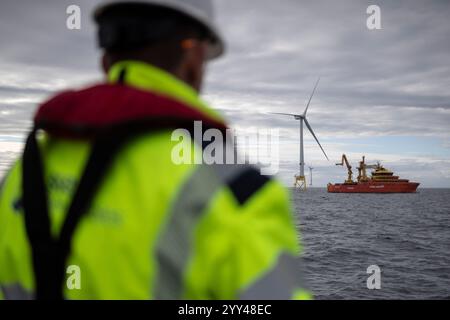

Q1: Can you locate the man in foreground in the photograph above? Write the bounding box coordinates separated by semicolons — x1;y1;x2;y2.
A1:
0;0;309;300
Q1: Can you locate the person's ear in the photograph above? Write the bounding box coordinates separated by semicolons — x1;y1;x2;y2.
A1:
178;40;208;92
101;53;110;74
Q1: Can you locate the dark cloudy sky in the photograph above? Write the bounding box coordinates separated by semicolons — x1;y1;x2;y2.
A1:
1;0;449;187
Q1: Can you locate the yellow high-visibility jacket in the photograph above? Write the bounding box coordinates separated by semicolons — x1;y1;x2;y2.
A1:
0;61;309;300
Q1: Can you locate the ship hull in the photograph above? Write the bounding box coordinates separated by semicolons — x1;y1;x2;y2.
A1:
327;181;419;193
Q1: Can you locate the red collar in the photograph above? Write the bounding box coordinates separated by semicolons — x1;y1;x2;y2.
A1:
35;84;227;138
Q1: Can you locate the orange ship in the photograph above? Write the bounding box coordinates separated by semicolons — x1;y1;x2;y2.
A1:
327;155;420;193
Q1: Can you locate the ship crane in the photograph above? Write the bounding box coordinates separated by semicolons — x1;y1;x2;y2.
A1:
357;156;379;182
336;154;354;184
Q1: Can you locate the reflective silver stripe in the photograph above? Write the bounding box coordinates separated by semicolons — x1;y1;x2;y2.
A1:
0;166;14;194
0;175;6;194
240;253;303;300
211;164;248;184
153;163;263;299
1;284;34;300
154;164;223;299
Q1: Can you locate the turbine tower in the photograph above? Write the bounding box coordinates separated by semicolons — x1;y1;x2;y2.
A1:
309;167;314;186
271;78;328;190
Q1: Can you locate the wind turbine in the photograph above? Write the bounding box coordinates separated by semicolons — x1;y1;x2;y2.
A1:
309;167;314;186
271;78;329;190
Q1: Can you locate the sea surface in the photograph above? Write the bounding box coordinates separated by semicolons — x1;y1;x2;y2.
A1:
1;157;449;299
291;188;450;299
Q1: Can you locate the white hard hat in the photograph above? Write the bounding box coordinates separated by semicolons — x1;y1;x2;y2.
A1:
93;0;225;59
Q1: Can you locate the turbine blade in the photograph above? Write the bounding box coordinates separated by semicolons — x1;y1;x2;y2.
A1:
303;77;320;116
304;118;329;160
269;112;302;117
